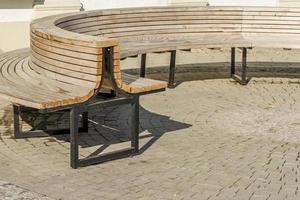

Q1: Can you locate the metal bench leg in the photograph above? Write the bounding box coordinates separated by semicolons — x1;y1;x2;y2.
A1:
231;47;236;76
131;96;139;153
140;53;146;77
81;111;89;133
231;47;250;85
75;97;139;168
241;47;248;85
13;105;21;139
168;50;176;88
70;106;79;169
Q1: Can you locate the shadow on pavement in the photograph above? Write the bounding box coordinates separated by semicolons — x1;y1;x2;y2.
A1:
16;104;192;159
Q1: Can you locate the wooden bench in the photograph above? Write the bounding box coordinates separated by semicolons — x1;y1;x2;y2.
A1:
2;6;300;168
0;13;167;168
57;6;300;86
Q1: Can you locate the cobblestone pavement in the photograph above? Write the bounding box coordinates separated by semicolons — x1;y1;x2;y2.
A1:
0;180;53;200
1;78;300;200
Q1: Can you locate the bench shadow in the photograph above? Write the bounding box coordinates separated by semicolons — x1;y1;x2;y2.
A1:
124;62;300;89
13;61;300;162
19;105;192;158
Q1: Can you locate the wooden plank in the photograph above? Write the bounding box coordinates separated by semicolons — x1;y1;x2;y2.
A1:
30;55;99;85
31;38;102;61
30;48;99;74
31;32;102;54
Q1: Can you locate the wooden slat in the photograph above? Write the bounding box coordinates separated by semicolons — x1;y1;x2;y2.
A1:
30;32;102;55
59;11;244;30
31;38;102;61
30;48;99;74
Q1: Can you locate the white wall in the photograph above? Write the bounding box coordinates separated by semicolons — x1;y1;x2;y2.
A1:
81;0;280;10
0;0;282;22
81;0;169;10
0;0;33;22
0;0;81;52
0;9;33;22
210;0;277;6
0;0;33;52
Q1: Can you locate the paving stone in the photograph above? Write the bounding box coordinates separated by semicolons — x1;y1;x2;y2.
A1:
0;78;300;199
0;181;53;200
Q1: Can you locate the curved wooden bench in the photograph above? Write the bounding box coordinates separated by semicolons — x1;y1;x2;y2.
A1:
2;6;300;168
56;6;300;85
57;6;300;51
0;18;166;110
0;9;167;168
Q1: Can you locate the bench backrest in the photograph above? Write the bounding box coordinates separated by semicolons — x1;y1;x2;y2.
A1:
57;7;243;40
30;6;300;92
30;15;120;91
241;7;300;34
56;7;300;41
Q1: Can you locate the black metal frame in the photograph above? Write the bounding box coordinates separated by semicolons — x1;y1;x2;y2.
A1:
168;50;177;88
139;50;177;88
231;47;250;85
140;53;146;77
68;96;139;168
12;46;164;169
138;47;253;88
13;105;89;138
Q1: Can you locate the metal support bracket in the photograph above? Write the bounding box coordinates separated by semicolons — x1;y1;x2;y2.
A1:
70;96;140;169
168;50;176;88
140;53;146;77
230;47;251;85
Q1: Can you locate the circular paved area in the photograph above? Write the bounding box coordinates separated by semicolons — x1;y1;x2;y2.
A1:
0;78;300;200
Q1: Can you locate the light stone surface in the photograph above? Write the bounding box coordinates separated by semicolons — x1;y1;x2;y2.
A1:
0;77;300;200
0;180;53;200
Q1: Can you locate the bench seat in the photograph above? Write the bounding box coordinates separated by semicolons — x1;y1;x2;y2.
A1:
0;49;166;110
120;33;250;58
120;33;300;58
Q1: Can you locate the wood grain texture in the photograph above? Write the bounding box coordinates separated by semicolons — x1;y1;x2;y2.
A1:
55;6;300;58
5;6;300;109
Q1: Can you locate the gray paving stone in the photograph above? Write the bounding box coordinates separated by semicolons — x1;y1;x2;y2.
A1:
0;181;53;200
0;78;300;199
